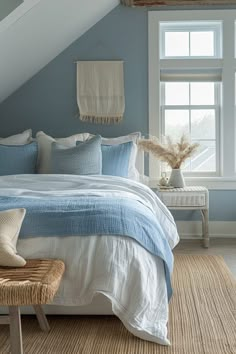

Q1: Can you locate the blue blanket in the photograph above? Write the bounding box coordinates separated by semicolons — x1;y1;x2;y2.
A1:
0;196;173;299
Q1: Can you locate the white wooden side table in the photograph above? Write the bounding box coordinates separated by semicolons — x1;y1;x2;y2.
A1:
156;186;209;248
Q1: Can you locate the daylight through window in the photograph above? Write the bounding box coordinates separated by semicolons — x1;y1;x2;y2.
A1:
148;11;236;183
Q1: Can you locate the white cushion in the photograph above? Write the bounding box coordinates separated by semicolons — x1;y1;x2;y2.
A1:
89;132;141;180
0;129;32;145
0;208;26;267
36;131;90;173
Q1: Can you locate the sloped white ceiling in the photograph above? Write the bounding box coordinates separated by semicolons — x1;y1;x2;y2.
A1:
0;0;23;21
0;0;119;103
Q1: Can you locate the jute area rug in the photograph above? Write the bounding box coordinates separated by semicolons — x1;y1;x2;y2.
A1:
0;255;235;354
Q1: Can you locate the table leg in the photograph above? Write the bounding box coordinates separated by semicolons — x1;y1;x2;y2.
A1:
200;209;209;248
9;306;23;354
33;305;50;332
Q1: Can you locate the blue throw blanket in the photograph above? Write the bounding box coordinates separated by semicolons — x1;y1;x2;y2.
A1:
0;196;173;299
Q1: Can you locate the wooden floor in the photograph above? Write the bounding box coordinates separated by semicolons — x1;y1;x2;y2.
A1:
174;238;236;277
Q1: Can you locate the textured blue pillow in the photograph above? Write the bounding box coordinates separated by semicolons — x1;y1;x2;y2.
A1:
101;141;133;177
0;142;38;176
51;135;102;175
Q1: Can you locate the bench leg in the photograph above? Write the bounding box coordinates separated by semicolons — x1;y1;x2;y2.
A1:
9;306;23;354
201;209;209;248
33;305;50;332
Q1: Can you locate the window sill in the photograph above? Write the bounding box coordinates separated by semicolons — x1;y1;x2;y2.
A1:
147;177;236;190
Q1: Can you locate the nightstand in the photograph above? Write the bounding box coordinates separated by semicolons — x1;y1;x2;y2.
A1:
156;186;209;248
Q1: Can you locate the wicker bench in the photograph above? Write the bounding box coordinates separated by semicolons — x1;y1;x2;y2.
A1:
0;259;65;354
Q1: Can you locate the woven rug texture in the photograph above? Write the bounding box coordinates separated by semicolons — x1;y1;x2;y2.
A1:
0;255;235;353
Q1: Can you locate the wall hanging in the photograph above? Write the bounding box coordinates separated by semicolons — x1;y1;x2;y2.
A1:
121;0;236;6
76;61;125;124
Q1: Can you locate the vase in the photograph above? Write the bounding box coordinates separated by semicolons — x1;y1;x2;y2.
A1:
168;169;185;188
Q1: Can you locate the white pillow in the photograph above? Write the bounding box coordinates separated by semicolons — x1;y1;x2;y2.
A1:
89;132;141;180
0;208;26;267
36;131;90;173
0;129;32;145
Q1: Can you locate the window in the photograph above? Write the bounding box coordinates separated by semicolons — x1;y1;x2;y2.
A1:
161;81;220;174
161;22;221;58
159;22;221;176
148;10;236;187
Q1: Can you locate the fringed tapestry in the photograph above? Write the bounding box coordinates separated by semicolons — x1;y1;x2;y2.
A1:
76;61;125;124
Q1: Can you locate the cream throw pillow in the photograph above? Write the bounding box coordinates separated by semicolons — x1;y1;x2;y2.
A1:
0;129;32;145
0;209;26;267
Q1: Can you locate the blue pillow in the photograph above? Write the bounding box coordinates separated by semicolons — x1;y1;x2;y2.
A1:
101;141;133;177
51;135;102;175
0;142;38;176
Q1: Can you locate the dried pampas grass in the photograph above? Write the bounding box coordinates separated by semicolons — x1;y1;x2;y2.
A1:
138;134;199;169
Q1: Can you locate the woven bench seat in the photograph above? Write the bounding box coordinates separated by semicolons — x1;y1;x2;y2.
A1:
0;259;65;306
0;259;65;354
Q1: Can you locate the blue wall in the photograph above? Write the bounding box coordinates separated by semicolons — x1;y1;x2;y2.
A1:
0;6;148;138
0;5;236;222
173;190;236;221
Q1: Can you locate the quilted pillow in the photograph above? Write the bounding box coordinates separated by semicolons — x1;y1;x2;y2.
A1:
0;209;26;267
0;142;38;176
51;135;102;175
0;129;32;145
88;132;141;180
36;131;90;173
102;142;133;177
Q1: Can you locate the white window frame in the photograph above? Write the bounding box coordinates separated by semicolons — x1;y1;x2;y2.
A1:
160;81;221;177
161;21;222;59
148;10;236;190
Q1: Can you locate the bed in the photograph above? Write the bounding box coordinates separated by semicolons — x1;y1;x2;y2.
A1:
0;130;179;345
0;173;179;345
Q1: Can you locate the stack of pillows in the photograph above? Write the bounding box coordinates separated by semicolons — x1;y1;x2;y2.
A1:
0;129;141;179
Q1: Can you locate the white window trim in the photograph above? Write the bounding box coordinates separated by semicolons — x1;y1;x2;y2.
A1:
148;10;236;189
160;21;222;59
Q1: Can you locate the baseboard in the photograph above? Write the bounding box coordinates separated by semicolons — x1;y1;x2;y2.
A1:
176;221;236;239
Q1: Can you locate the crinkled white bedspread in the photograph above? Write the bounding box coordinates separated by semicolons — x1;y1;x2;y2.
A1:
0;174;179;345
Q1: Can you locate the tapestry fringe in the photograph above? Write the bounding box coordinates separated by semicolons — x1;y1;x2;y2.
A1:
80;115;123;124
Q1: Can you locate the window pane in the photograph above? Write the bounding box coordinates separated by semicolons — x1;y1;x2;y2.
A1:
165;83;189;105
165;110;189;141
188;141;216;172
165;32;189;57
181;158;191;172
190;32;214;56
191;110;215;140
191;83;215;105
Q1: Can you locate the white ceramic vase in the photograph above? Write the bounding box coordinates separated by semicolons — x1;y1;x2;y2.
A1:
168;169;185;188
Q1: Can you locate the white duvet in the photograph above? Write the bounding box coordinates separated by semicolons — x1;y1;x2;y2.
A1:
0;174;179;345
